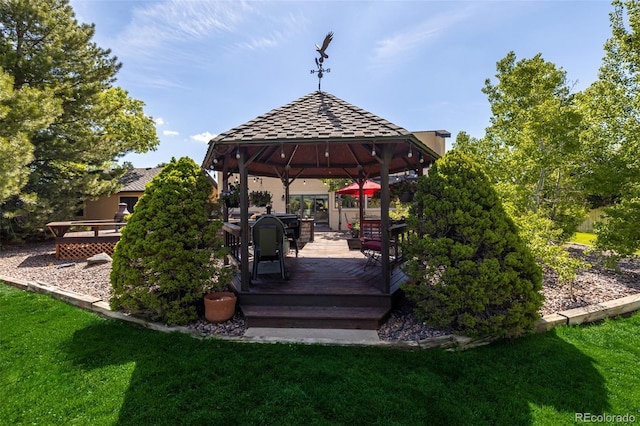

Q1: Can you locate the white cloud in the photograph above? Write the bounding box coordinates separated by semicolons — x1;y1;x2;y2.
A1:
369;6;477;70
191;131;216;143
155;117;165;125
112;0;252;58
163;130;179;136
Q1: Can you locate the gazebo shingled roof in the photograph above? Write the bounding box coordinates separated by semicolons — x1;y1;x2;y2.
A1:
202;91;445;180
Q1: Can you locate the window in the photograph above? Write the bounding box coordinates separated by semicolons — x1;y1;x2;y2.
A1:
120;196;139;213
289;194;329;224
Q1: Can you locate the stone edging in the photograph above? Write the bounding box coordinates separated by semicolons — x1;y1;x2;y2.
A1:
2;273;639;350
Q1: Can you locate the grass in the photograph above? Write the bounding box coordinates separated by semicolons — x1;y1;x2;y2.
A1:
570;232;597;245
2;282;640;426
569;232;640;254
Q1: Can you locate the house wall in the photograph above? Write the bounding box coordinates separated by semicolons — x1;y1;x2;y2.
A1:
413;131;446;157
83;191;145;220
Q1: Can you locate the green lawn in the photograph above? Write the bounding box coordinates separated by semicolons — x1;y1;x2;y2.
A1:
570;232;597;245
1;282;639;425
569;232;640;254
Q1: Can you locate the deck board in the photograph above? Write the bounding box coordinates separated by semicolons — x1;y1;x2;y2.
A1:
245;231;388;295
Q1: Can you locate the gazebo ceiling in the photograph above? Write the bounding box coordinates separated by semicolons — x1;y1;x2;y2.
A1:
202;91;449;180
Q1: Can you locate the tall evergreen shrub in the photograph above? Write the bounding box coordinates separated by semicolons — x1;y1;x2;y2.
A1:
403;150;543;338
110;157;231;325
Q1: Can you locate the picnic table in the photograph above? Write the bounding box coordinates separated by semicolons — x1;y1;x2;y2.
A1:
46;220;124;259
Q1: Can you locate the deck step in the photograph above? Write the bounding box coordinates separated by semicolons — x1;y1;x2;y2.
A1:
241;305;390;330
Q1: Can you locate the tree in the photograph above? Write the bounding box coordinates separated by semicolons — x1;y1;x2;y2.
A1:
0;68;61;204
456;52;587;283
577;0;640;262
0;0;158;242
110;157;232;325
403;151;543;338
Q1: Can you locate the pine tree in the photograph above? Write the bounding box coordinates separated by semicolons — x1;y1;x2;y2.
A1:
110;157;232;325
403;150;543;338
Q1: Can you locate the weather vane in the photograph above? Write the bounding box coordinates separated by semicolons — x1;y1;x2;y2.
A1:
310;31;333;91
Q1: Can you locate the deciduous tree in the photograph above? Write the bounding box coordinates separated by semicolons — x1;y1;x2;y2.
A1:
456;52;587;282
577;0;640;261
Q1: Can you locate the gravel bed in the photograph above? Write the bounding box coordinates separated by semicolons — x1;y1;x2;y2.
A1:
1;242;638;342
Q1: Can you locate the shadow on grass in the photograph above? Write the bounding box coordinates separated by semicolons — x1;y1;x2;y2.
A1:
61;320;609;425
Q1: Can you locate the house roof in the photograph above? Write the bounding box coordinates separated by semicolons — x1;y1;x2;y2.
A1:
118;167;163;192
203;91;449;180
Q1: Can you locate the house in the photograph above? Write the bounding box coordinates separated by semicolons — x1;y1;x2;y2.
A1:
82;167;164;220
83;166;220;221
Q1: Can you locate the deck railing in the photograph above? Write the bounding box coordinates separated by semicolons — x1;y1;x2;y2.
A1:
222;222;242;264
222;220;409;268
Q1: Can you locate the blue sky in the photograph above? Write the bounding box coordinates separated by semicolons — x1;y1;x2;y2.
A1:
69;0;615;168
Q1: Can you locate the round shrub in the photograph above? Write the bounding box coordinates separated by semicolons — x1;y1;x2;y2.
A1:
110;157;231;325
403;150;543;338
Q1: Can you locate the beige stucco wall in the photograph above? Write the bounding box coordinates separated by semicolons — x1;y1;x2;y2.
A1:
83;191;144;220
413;131;446;157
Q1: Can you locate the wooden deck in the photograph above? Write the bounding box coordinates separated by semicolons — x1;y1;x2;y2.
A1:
232;230;408;329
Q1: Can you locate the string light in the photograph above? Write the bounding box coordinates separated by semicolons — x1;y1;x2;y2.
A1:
371;144;376;156
280;145;285;159
407;144;413;158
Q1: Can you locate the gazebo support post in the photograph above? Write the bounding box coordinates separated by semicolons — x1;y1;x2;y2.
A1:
222;162;230;222
238;149;251;292
380;144;393;294
284;168;291;214
358;174;365;238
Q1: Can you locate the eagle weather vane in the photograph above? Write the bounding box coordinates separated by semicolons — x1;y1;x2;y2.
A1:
311;31;333;91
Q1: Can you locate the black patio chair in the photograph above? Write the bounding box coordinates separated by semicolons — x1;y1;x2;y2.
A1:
252;215;288;280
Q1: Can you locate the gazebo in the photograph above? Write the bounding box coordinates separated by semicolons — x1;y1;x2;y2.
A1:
202;90;449;327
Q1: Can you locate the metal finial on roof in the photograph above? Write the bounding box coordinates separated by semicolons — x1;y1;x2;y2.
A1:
310;31;333;91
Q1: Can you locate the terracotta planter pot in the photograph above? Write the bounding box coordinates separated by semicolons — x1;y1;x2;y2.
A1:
204;291;237;323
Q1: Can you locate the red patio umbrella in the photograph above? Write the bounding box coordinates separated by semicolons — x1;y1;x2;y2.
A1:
335;180;381;197
336;180;381;236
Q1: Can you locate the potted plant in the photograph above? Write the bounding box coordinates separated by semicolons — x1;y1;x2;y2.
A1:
346;222;361;249
249;190;272;207
349;221;360;238
390;180;417;203
204;288;237;323
220;184;239;208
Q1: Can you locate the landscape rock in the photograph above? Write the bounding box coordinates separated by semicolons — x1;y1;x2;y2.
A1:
87;252;112;266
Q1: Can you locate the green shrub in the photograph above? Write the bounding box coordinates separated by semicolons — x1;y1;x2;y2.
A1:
110;157;231;325
403;150;543;338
